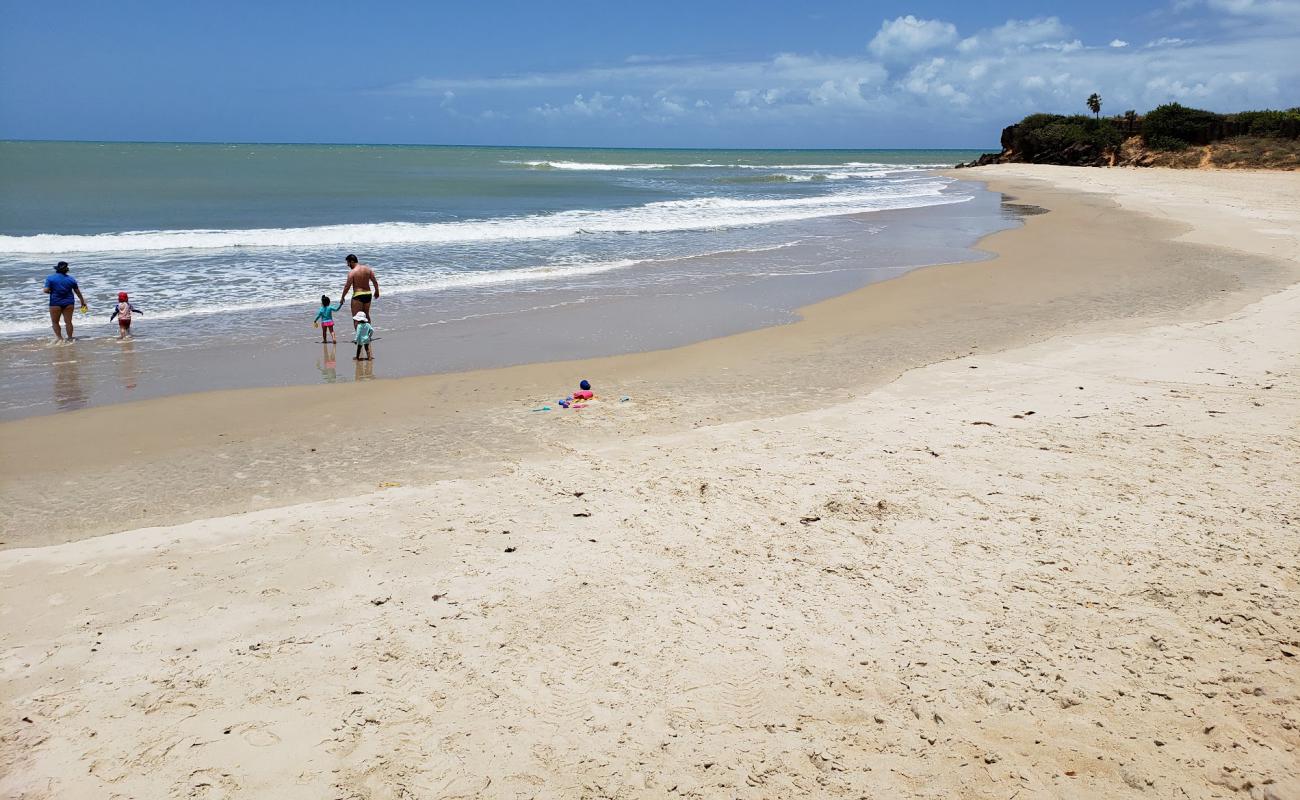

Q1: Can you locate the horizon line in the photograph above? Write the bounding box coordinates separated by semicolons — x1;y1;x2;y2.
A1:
0;137;997;152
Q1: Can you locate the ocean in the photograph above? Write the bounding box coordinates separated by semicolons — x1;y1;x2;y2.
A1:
0;141;1011;417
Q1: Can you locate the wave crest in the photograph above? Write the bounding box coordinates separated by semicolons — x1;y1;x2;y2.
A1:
0;181;967;254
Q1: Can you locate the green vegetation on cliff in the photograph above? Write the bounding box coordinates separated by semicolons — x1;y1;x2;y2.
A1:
1144;104;1300;149
1004;114;1124;162
962;101;1300;169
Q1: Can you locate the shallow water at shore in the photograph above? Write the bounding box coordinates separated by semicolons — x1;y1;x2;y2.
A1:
0;186;1016;419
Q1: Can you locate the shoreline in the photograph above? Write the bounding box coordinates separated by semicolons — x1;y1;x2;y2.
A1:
0;186;1012;420
3;165;1297;799
2;168;1297;547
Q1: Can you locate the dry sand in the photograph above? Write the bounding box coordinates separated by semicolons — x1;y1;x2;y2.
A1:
1;165;1298;799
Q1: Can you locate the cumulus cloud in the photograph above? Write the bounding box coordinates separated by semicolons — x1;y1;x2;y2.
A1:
959;17;1072;52
1110;39;1130;47
868;15;958;59
532;92;614;119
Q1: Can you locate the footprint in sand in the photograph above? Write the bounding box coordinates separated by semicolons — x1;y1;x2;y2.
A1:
178;768;240;799
225;722;281;747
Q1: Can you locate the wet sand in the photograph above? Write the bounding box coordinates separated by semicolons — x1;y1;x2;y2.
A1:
2;166;1298;799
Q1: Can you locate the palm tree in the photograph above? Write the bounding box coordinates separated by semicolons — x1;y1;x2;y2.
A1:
1123;109;1137;133
1087;93;1102;119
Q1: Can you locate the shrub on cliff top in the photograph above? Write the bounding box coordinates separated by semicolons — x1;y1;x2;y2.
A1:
1143;103;1225;147
1010;114;1123;160
1231;109;1300;138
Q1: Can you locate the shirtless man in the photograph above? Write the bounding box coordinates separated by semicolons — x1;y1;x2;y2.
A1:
339;254;379;329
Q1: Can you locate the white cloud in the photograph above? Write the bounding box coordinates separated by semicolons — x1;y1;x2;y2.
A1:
1145;36;1193;47
868;15;958;59
960;16;1072;52
532;92;614;119
1206;0;1300;18
1037;39;1084;52
1110;39;1130;47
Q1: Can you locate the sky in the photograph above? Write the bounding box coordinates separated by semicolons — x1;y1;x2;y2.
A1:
1;0;1297;149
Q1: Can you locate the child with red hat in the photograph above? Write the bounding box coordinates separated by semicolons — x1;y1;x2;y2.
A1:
108;292;143;339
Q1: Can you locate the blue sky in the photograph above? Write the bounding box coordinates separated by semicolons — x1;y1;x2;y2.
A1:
1;0;1296;148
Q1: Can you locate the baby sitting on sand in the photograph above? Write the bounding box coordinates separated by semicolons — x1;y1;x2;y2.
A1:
559;379;595;408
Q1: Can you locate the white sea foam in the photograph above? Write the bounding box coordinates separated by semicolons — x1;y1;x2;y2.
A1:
504;159;954;172
0;240;811;336
0;180;965;255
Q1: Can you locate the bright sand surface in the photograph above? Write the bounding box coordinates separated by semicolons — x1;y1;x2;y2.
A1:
2;165;1298;798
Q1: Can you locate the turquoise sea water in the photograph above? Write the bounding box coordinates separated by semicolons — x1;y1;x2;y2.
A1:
0;142;982;336
0;142;1012;417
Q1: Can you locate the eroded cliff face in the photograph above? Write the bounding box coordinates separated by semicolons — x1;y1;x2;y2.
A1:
957;130;1300;170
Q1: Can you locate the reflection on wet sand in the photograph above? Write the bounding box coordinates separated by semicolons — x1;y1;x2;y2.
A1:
317;343;338;383
117;339;140;392
353;352;375;382
49;345;88;411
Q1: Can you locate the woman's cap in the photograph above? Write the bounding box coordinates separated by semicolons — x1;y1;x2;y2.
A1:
118;291;128;301
579;379;591;391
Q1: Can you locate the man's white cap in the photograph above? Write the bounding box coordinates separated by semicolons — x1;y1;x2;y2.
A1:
353;312;369;322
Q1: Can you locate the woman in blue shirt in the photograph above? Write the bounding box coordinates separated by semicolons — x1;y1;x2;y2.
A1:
43;261;87;341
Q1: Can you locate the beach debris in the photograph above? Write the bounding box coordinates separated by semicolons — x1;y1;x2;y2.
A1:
504;546;516;553
572;491;585;498
799;515;821;525
431;593;447;601
971;421;996;426
370;596;390;606
378;481;401;489
573;511;591;518
620;396;630;402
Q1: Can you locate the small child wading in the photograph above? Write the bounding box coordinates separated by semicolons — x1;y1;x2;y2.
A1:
109;292;143;339
314;295;343;343
353;312;374;361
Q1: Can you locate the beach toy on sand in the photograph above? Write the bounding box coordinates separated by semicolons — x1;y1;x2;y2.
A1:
559;399;571;409
574;389;594;401
580;379;591;391
620;396;630;402
531;406;552;412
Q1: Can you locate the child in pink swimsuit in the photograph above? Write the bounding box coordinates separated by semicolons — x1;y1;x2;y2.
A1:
314;295;343;343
